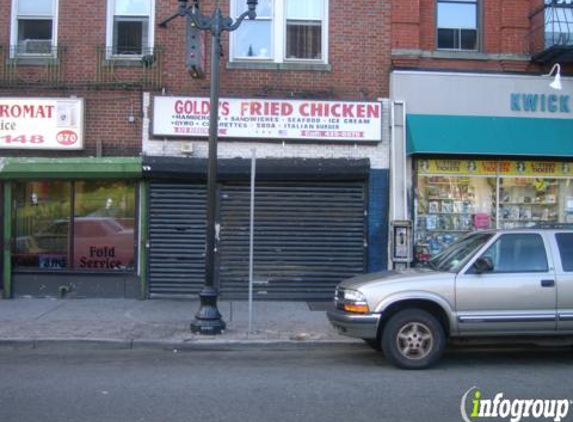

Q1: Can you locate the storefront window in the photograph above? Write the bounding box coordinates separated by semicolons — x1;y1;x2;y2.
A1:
414;159;573;264
498;177;573;229
13;181;71;269
12;180;136;271
498;178;557;229
415;170;495;262
73;181;136;270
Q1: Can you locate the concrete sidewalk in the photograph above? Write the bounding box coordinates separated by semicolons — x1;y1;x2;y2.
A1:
0;298;357;349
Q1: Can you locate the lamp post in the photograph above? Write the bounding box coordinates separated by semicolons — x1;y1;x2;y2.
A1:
160;0;258;335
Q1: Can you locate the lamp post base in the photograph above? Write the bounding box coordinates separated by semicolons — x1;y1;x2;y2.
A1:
190;287;226;335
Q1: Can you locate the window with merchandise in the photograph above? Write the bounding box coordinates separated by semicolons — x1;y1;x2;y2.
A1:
414;159;573;264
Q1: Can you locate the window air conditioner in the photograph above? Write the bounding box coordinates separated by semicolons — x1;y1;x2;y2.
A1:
22;39;53;54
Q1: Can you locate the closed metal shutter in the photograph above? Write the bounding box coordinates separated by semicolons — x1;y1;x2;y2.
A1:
148;182;206;297
219;182;366;300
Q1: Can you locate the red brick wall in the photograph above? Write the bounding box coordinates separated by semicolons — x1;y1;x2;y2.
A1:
392;0;421;50
160;0;391;99
0;0;392;157
391;0;563;73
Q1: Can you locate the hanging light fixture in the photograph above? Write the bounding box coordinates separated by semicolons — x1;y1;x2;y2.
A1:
546;63;562;90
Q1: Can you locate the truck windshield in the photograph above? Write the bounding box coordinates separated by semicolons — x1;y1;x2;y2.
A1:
428;232;494;272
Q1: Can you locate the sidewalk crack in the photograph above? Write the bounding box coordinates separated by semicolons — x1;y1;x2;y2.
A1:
33;302;67;321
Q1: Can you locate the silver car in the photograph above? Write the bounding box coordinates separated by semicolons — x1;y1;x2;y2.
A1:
327;229;573;369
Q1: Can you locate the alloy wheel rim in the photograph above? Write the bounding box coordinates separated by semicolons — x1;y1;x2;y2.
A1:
395;321;434;360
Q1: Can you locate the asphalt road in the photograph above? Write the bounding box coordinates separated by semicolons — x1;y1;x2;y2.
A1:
0;344;572;422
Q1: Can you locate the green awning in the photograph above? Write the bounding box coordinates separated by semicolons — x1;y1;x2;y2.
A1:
406;114;573;157
0;157;142;180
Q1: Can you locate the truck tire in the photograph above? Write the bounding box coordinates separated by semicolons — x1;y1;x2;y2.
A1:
381;308;445;369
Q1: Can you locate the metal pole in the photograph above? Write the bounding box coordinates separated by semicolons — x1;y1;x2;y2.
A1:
248;148;256;335
159;0;258;335
206;22;221;287
190;10;225;335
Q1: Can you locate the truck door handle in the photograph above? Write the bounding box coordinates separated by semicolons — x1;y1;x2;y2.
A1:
541;279;555;287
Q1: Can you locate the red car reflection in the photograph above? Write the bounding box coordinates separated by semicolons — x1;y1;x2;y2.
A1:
31;217;135;270
73;217;135;269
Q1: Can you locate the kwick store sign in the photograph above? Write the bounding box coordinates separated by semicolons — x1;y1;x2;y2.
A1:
153;97;382;142
0;98;84;150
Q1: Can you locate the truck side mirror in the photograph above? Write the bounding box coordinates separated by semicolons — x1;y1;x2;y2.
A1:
473;257;494;274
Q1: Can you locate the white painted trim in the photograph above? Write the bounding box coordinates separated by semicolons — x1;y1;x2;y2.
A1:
401;102;408;219
390;100;408;221
230;0;329;64
10;0;17;53
390;101;397;221
105;0;155;59
53;0;59;50
391;68;559;81
9;0;59;58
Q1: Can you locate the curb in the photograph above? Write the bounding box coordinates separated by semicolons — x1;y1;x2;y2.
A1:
0;339;132;351
0;338;362;352
131;339;361;351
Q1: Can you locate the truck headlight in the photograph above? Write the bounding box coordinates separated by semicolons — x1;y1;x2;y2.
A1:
335;288;370;314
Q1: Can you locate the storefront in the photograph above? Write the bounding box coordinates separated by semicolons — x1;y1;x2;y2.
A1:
390;70;573;265
414;158;573;261
143;95;390;300
1;158;142;298
0;97;143;298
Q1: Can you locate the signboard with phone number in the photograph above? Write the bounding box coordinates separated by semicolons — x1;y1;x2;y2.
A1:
153;96;383;142
0;98;84;150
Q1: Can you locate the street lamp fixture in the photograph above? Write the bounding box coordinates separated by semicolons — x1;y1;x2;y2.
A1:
546;63;562;90
247;0;258;13
160;0;258;335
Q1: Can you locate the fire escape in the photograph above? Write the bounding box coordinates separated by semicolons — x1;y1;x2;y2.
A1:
529;0;573;63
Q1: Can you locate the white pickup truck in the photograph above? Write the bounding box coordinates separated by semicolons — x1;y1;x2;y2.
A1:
327;229;573;369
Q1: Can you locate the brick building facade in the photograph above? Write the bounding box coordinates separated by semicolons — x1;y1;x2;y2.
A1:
7;0;570;298
0;0;392;299
392;0;547;72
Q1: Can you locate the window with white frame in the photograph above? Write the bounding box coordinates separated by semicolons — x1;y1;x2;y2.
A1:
544;0;573;48
10;0;58;56
107;0;154;57
231;0;327;63
437;0;478;51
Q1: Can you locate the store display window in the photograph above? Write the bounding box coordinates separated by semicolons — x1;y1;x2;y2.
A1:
73;181;136;270
12;180;136;271
498;178;573;229
498;178;558;229
414;159;573;263
13;181;71;269
415;168;495;262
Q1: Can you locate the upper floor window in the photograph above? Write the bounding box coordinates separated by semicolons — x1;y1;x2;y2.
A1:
437;0;478;51
231;0;328;63
106;0;155;58
544;0;573;48
10;0;58;56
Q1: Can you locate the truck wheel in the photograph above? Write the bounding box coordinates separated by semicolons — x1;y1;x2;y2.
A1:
381;309;445;369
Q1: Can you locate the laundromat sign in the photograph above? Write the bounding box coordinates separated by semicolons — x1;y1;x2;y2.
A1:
0;98;84;150
153;96;382;142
